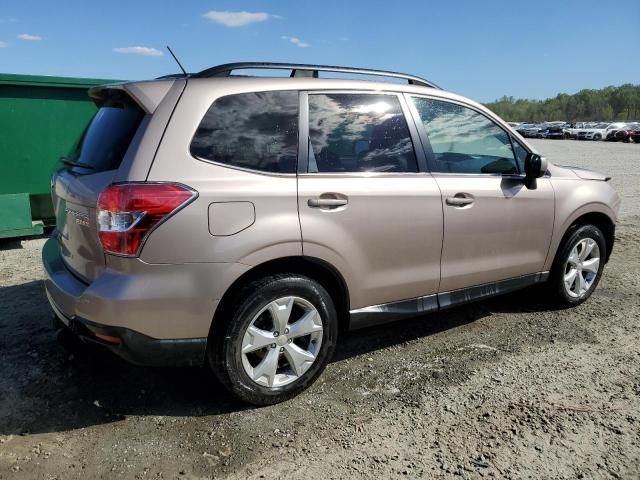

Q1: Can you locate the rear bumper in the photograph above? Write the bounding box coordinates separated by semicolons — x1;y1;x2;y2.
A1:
49;300;207;366
42;235;219;366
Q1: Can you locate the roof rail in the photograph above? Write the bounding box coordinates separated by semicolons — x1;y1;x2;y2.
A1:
192;62;441;89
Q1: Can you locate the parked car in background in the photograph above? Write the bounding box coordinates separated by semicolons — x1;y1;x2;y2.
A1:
564;123;582;139
537;122;566;139
576;123;612;140
516;123;544;138
606;123;640;142
630;125;640;143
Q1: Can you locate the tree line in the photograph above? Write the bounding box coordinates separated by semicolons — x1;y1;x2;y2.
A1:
484;84;640;122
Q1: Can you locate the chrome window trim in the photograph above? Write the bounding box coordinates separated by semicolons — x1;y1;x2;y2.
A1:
430;172;526;179
297;172;432;179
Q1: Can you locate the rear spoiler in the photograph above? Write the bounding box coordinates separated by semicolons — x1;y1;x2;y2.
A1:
88;79;180;114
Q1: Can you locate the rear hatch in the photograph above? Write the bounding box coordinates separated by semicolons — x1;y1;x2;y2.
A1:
52;92;145;282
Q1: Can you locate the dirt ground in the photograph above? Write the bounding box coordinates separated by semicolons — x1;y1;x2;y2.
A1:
1;139;639;479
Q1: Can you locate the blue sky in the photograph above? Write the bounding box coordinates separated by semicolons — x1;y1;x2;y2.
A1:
1;0;638;102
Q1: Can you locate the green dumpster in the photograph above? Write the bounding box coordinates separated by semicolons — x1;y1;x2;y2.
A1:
0;73;121;239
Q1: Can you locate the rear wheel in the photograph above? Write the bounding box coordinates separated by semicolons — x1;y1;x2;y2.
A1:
209;274;338;405
548;224;606;306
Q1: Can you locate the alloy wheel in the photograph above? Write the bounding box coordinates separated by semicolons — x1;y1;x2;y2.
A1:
563;238;600;298
240;296;323;388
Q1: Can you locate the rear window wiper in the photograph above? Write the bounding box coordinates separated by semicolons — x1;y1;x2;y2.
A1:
60;157;95;170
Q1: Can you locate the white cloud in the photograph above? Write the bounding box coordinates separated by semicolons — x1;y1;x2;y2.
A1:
0;41;8;48
17;33;42;41
202;10;274;27
113;46;163;57
281;35;310;48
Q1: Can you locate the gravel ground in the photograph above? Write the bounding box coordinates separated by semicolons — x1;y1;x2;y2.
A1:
1;139;639;479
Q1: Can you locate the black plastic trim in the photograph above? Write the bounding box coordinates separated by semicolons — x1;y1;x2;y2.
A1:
438;272;549;310
398;93;429;173
607;224;615;262
51;306;206;367
349;294;439;330
297;91;309;174
348;272;549;330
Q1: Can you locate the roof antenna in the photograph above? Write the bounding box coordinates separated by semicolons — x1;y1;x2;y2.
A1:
166;45;187;76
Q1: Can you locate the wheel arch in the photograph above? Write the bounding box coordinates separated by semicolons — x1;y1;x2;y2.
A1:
549;209;616;269
208;256;351;344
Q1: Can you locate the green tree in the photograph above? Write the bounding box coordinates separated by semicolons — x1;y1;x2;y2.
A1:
484;84;640;122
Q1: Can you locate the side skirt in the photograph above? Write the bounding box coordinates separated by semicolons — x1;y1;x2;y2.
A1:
349;272;549;331
349;294;438;331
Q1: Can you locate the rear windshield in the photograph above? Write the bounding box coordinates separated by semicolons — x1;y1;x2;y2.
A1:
67;98;144;173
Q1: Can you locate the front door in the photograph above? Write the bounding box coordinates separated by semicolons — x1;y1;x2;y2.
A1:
297;92;443;311
408;95;555;293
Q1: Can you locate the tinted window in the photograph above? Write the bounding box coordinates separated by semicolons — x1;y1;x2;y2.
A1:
191;91;298;173
412;97;519;174
307;94;417;173
68;100;144;173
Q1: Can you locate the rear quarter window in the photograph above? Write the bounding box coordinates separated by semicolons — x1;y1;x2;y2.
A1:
190;91;299;174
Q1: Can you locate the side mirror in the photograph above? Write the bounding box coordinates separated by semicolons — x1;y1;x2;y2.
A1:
524;153;548;189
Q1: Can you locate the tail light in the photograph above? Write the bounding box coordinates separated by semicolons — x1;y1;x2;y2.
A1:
97;183;197;256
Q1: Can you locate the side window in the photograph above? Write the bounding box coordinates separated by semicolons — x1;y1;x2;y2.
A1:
191;91;298;173
307;93;418;173
411;97;519;175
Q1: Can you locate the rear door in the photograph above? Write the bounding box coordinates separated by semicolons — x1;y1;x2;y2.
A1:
52;94;145;281
408;95;554;293
297;91;443;311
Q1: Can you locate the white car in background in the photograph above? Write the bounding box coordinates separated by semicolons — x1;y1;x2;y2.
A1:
564;122;585;139
576;123;621;141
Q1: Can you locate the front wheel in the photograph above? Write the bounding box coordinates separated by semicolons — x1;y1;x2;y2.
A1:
548;224;606;306
209;274;338;405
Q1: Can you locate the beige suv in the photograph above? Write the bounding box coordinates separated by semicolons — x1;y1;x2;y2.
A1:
43;63;620;405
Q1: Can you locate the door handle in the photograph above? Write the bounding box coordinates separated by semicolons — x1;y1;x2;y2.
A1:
445;194;474;207
308;198;348;208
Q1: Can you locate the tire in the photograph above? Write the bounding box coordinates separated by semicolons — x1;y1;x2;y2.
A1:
593;133;602;141
548;224;607;307
209;274;338;406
